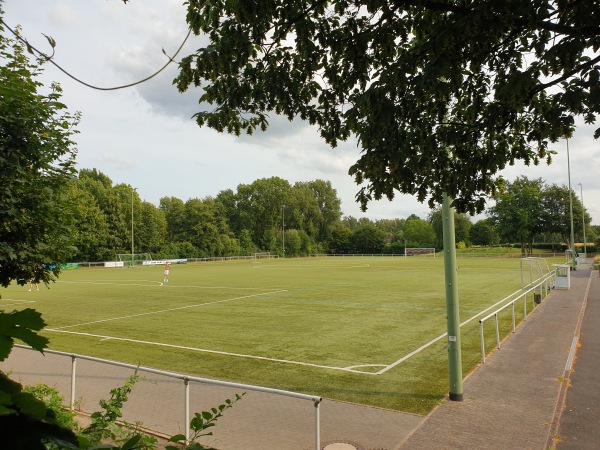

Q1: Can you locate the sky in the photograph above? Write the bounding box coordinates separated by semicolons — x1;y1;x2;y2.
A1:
3;0;599;225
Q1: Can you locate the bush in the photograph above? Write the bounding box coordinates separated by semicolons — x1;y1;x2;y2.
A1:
23;384;78;431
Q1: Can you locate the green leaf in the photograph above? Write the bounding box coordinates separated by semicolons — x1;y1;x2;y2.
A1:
120;434;143;450
0;309;48;361
168;433;186;442
42;33;56;49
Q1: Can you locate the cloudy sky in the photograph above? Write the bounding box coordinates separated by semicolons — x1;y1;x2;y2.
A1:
3;0;599;224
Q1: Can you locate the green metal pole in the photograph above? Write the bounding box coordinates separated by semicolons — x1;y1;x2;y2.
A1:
566;139;577;270
442;193;463;401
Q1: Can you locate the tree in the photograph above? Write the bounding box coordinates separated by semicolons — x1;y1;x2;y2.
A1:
0;21;79;287
183;197;233;256
78;170;128;255
470;220;500;246
160;196;187;242
350;224;386;254
136;201;167;255
489;177;545;254
235;177;292;248
329;224;353;254
67;182;112;262
541;183;589;248
403;219;436;248
175;1;600;214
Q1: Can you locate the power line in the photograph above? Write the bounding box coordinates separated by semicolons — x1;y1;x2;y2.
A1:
0;18;192;91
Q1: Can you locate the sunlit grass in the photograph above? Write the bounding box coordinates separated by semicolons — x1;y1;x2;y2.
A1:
2;255;560;414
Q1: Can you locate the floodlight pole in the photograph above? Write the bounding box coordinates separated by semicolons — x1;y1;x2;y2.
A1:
442;193;463;401
566;140;577;270
577;183;586;257
282;205;286;258
131;187;137;267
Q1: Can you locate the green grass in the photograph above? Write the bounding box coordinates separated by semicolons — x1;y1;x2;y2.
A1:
1;255;561;414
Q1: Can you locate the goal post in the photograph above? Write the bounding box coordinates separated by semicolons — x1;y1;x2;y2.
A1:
253;252;272;260
117;253;152;267
404;248;437;257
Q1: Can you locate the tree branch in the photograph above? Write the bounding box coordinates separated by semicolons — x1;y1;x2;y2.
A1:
534;53;600;94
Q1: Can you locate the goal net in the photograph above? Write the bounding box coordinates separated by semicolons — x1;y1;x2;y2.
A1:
117;253;152;267
253;252;273;260
404;248;437;257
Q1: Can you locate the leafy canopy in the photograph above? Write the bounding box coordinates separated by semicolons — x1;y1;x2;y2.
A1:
175;0;600;214
0;18;79;287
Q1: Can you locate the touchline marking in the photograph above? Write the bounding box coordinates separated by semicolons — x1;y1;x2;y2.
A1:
53;290;288;330
57;280;278;290
57;280;163;287
45;329;373;374
0;299;36;307
376;293;524;375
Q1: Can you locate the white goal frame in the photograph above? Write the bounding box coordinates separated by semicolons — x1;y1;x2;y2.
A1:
117;253;152;267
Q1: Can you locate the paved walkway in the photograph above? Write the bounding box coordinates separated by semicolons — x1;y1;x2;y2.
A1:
3;263;597;449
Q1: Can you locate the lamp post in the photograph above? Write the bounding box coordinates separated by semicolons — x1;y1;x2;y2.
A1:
282;205;286;258
131;187;137;267
566;139;577;270
577;183;587;258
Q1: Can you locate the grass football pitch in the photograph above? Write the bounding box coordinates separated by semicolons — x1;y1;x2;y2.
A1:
1;255;560;414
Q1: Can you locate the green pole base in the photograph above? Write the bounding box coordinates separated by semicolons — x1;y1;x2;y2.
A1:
449;392;464;402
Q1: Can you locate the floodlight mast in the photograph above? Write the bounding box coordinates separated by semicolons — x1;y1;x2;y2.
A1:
131;187;137;267
442;193;463;401
566;140;577;270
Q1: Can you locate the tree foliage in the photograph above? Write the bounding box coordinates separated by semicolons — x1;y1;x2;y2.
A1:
469;220;500;246
541;183;589;245
489;177;546;253
175;0;600;214
0;21;79;287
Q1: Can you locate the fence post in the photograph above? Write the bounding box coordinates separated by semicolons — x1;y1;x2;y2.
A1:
314;400;321;450
70;355;77;411
184;378;190;444
480;322;486;363
494;313;500;348
511;302;516;333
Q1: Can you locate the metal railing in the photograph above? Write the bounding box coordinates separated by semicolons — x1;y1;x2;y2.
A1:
478;270;555;363
14;345;322;449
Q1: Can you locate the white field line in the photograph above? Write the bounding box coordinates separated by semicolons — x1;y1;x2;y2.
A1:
52;290;287;330
56;280;274;290
0;299;37;307
374;294;523;375
48;283;526;375
45;329;372;374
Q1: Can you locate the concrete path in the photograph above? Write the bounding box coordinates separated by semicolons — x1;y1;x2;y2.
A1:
2;264;597;449
555;265;600;449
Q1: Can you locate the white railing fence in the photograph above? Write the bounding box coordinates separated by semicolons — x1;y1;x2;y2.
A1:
478;270;556;363
12;345;322;449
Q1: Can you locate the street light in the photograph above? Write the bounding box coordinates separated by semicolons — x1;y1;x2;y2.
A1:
577;183;587;258
566;139;577;269
131;187;137;267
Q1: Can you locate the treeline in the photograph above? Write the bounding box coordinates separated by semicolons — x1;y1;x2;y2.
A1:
66;169;448;261
67;170;597;262
68;169;344;261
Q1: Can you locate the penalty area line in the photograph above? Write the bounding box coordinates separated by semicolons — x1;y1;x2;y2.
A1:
45;329;375;374
52;290;288;331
